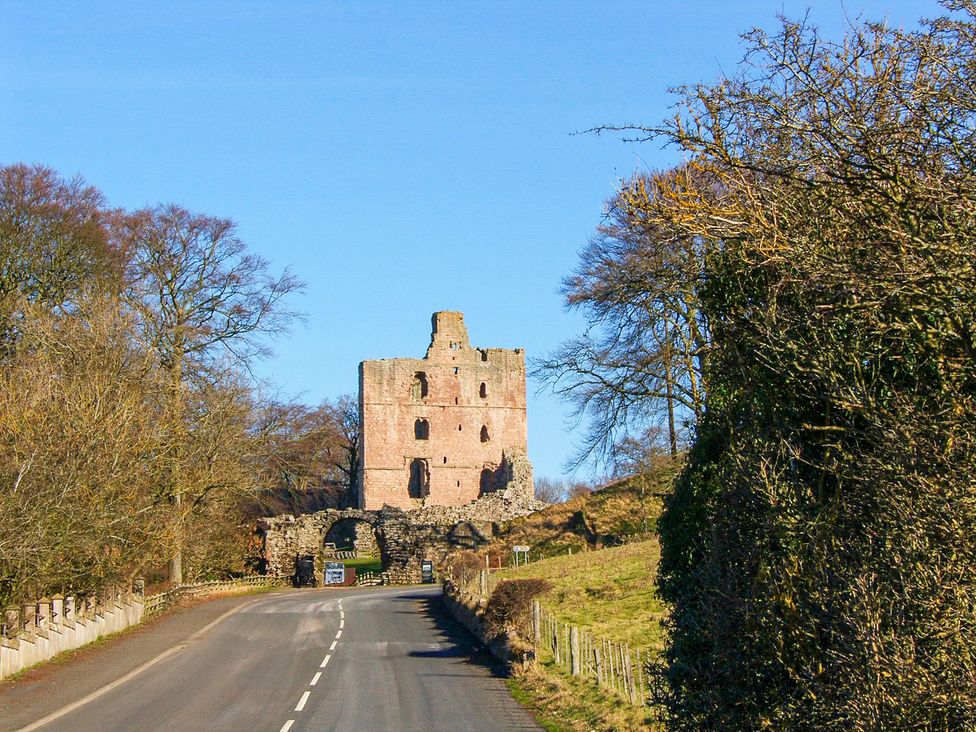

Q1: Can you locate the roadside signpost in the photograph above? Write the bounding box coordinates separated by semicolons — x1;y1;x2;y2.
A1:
513;545;530;567
325;561;345;585
421;559;434;583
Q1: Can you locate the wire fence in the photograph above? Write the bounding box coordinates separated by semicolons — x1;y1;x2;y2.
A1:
533;601;647;706
452;568;650;708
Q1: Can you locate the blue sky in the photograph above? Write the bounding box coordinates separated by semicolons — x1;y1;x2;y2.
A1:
1;0;936;481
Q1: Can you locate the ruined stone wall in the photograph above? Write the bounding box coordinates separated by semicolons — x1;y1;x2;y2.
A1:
359;311;528;510
258;490;546;584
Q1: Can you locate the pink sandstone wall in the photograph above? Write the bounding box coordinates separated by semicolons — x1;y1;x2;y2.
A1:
358;311;528;510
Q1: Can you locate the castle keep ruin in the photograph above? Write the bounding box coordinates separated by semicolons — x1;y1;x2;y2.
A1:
358;311;529;510
258;311;542;584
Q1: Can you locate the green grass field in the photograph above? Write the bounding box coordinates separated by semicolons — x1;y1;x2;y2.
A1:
340;556;382;574
496;539;666;652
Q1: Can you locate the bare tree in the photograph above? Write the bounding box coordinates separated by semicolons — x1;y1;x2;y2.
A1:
0;164;119;350
534;476;566;504
125;205;303;583
537;168;710;466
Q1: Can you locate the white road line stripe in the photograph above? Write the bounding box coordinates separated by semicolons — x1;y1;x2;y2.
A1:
280;721;295;732
320;654;331;667
339;618;344;629
329;640;338;651
295;691;311;711
336;629;342;638
310;671;322;686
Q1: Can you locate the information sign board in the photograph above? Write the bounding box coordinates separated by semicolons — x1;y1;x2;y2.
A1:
325;561;345;585
421;559;434;583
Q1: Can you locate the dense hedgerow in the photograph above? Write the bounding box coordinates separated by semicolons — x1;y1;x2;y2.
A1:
620;5;976;729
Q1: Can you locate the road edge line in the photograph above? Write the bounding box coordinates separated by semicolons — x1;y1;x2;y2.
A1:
14;598;259;732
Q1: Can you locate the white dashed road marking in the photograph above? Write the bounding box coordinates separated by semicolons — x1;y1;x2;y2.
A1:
276;592;367;731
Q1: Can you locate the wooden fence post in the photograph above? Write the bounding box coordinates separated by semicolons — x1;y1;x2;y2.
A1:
570;626;580;676
553;620;560;664
636;648;645;706
532;600;541;646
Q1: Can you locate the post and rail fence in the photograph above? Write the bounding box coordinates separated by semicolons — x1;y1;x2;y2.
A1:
451;568;650;708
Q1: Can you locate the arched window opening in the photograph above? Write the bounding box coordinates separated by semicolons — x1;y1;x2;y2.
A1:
408;458;429;499
443;456;447;464
480;425;490;443
414;418;429;440
458;423;462;431
412;372;429;400
480;468;494;496
479;382;487;398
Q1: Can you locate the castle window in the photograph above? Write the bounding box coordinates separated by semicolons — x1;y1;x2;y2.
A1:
480;468;494;496
412;372;429;400
479;382;487;398
408;458;429;499
443;456;447;464
414;418;429;440
480;425;490;443
458;423;462;431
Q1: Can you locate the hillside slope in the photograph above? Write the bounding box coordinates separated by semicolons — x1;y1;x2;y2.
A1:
491;459;678;560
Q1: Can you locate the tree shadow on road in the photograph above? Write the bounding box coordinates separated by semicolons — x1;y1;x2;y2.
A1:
407;594;510;677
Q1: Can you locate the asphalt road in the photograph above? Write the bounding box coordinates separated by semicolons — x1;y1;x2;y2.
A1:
8;586;540;732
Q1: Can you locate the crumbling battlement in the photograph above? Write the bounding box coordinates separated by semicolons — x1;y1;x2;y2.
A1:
358;311;529;510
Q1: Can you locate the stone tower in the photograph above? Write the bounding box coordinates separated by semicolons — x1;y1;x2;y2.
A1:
357;311;528;510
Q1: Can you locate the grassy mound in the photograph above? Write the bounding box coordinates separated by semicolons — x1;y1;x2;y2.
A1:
492;459;678;561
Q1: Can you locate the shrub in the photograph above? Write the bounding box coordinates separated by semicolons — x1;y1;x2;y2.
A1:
483;578;551;643
443;550;484;589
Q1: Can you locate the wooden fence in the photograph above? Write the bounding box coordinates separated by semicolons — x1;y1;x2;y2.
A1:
533;601;647;706
455;569;649;708
321;550;361;560
144;575;290;616
355;571;384;587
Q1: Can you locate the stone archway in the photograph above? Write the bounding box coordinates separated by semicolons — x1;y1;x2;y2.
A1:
324;516;380;555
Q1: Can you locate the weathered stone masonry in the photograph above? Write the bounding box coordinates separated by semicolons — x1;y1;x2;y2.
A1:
358;311;529;510
259;311;542;584
259;455;544;584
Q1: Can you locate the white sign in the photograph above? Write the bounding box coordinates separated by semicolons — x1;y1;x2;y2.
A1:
325;561;345;585
513;545;530;553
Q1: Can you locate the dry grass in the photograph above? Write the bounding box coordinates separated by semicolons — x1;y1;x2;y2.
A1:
508;658;661;731
493;465;677;561
497;539;665;651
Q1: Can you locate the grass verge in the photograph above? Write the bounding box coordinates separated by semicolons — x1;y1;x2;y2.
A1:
508;658;660;731
491;540;666;729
